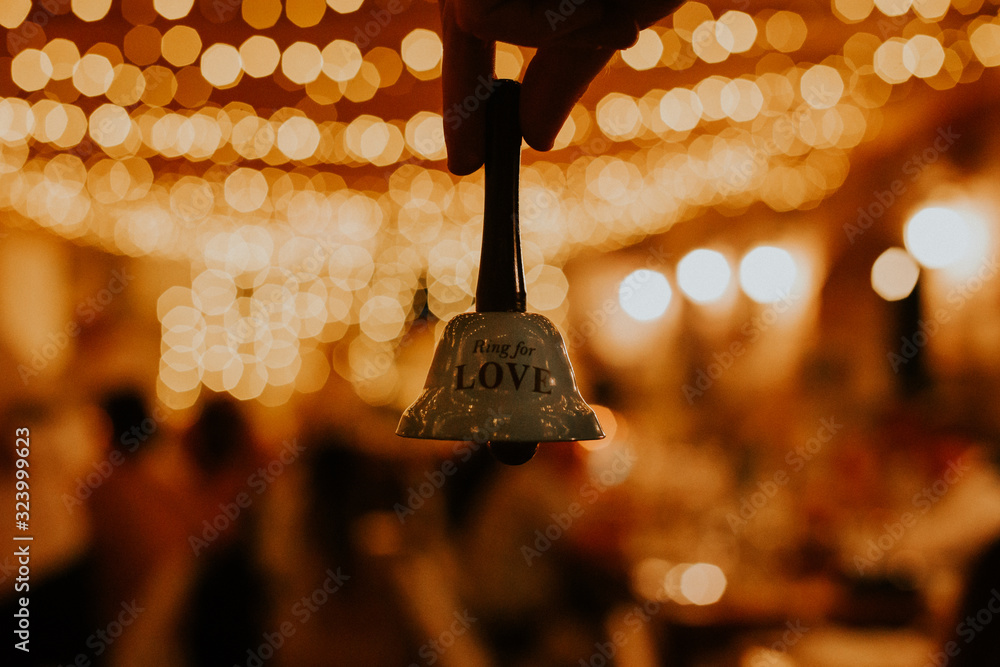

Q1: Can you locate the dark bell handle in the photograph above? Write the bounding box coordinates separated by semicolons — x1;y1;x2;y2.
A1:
476;79;526;314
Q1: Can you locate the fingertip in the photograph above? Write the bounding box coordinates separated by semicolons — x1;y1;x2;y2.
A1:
520;108;559;153
520;46;616;154
447;149;485;176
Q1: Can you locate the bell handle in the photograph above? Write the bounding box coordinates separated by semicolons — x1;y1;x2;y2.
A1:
476;78;526;313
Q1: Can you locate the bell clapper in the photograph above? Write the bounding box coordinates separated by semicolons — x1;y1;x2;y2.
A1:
488;441;539;466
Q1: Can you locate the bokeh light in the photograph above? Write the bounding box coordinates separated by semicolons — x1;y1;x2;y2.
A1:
619;269;673;321
904;206;973;269
677;249;732;303
679;563;727;605
871;247;920;301
739;246;798;303
201;43;242;88
401;29;443;73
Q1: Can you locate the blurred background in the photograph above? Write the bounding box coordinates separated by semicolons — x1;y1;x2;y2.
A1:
3;0;1000;665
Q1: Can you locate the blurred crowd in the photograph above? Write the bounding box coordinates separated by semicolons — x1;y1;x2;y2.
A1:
4;377;1000;666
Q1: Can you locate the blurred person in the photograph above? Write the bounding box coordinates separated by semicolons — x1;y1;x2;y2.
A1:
87;387;194;667
947;536;1000;665
265;432;433;667
438;0;685;174
941;443;1000;665
179;396;269;667
444;443;634;666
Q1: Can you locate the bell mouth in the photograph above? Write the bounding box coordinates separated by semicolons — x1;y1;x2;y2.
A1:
396;312;604;444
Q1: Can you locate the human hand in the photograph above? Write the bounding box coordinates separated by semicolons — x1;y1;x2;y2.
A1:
438;0;685;175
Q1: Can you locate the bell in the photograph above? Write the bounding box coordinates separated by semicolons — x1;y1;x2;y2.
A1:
396;79;604;464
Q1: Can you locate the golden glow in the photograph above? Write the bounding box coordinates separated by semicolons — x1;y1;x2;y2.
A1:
904;35;946;78
73;0;113;22
162;26;202;67
834;0;875;21
913;0;950;20
970;24;1000;67
765;11;807;53
125;25;162;66
677;249;732;303
43;39;81;81
871;247;920;301
153;0;195;20
405;112;446;160
343;61;380;102
401;29;443;73
286;0;326;27
322;39;363;81
73;54;115;97
597;93;642;140
874;38;912;84
719;11;757;53
873;0;911;16
660;88;703;131
327;0;364;12
12;50;53;92
281;41;324;85
0;0;30;29
106;64;145;106
243;0;282;29
721;78;763;122
201;43;243;88
89;104;132;148
672;2;713;41
366;47;403;88
801;65;844;108
679;564;727;605
240;36;281;78
142;66;178;106
904;206;974;269
692;21;732;64
619;269;672;321
739;246;797;303
495;42;525;79
277;116;321;160
695;76;728;121
1;0;993;407
224;168;269;212
622;29;664;71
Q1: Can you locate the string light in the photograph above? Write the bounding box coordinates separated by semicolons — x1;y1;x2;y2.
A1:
0;3;995;404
